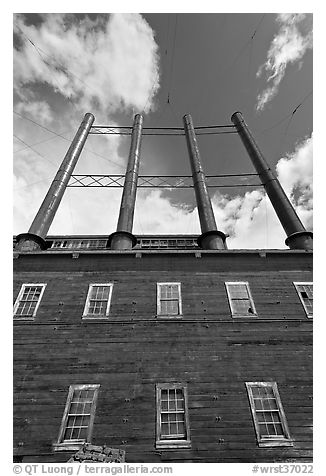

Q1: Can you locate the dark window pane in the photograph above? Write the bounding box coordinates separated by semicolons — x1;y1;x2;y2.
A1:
169;400;176;411
71;428;80;440
274;424;284;436
66;416;76;427
257;412;268;423
267;423;276;435
161;423;169;435
64;427;73;440
161;413;168;423
262;398;278;410
258;423;268;437
161;389;168;399
263;386;274;397
177;421;185;435
254;398;263;410
170;423;177;434
168;413;178;423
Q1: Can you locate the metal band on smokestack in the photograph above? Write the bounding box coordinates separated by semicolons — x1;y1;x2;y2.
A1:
15;113;95;251
183;114;227;250
108;114;143;250
231;112;312;250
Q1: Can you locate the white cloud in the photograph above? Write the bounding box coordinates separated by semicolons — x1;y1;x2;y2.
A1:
276;134;313;229
256;14;312;111
13;13;161;236
14;13;160;116
15;101;54;125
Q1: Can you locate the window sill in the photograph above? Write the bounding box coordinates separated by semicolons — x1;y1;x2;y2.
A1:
258;439;294;448
53;442;85;452
231;314;258;318
13;316;34;321
156;440;191;450
82;316;110;320
156;315;183;319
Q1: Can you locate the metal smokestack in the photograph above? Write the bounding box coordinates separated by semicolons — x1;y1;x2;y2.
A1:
109;114;143;250
183;114;227;250
231;112;312;250
16;113;95;251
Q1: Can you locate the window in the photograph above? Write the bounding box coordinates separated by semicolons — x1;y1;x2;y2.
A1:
157;283;182;317
82;284;113;319
246;382;293;447
13;283;46;319
156;383;191;449
294;282;313;318
54;384;99;450
225;282;257;317
51;239;107;250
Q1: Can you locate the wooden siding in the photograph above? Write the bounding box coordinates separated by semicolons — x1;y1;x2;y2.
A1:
13;251;312;463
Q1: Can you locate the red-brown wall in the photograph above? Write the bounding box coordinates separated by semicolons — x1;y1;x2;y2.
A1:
13;250;313;463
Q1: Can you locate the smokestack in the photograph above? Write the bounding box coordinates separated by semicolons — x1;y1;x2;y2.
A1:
15;113;95;251
108;114;143;250
231;112;312;250
183;114;227;250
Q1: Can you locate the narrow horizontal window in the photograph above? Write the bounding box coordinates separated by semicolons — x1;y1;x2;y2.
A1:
54;384;99;450
157;283;182;317
83;283;113;319
156;384;191;449
294;282;313;318
246;382;293;447
13;283;46;319
225;282;257;317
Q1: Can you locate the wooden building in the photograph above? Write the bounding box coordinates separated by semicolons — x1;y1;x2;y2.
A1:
13;235;313;463
13;112;313;463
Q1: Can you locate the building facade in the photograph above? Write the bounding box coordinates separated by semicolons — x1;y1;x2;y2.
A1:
13;236;313;463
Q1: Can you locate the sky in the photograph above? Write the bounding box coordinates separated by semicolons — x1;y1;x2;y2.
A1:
13;10;313;249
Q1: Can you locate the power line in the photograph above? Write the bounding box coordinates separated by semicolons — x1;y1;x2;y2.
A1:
13;134;58;168
196;14;266;121
14;129;73;154
14;110;125;170
213;14;265;88
14;22;98;99
258;90;313;135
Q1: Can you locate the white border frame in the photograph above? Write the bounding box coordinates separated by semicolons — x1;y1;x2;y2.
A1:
225;281;257;317
82;283;113;319
13;283;47;320
293;282;313;318
157;282;183;318
53;384;100;451
156;383;191;449
245;381;293;447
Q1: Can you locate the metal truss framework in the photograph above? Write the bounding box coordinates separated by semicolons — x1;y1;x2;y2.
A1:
68;124;263;189
89;124;237;136
68;173;263;189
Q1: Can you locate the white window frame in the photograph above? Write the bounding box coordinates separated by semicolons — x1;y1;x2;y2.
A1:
225;281;257;317
53;384;100;451
13;283;47;320
82;283;113;319
293;282;313;318
157;282;182;318
246;382;293;447
156;383;191;449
